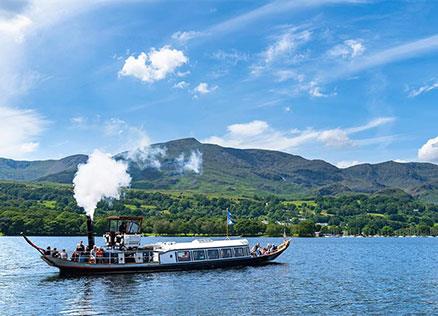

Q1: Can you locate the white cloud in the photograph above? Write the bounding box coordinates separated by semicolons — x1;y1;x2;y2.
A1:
336;160;362;168
0;105;46;158
328;39;365;59
119;46;188;83
264;29;311;64
206;0;362;35
173;81;189;89
0;14;32;43
293;80;336;98
203;117;395;152
212;49;249;65
70;116;87;127
407;81;438;97
171;31;203;44
193;82;217;95
326;34;438;81
227;120;269;136
172;31;203;44
418;136;438;163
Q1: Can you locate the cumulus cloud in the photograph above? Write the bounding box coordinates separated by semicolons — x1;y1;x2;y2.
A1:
0;105;46;158
119;46;188;83
407;81;438;97
193;82;217;95
176;149;203;174
203;117;395;151
171;31;203;44
418;136;438;163
328;39;365;59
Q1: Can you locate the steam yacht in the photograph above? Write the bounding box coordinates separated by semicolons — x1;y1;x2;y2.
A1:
22;215;290;275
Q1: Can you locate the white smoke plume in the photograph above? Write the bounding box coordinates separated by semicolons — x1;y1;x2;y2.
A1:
124;146;167;170
177;149;203;174
73;149;131;219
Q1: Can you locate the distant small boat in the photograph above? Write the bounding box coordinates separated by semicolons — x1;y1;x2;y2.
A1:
22;216;290;275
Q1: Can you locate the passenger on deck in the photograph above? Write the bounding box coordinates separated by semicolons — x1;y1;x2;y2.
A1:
76;241;85;252
52;248;59;258
44;246;51;255
119;221;127;234
90;245;98;258
251;243;261;256
96;247;104;263
71;251;79;262
60;249;68;260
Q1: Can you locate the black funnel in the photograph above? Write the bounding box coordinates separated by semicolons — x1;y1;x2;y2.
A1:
86;215;95;250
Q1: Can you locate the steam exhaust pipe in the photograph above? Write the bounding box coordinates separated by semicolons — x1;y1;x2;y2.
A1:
86;215;95;250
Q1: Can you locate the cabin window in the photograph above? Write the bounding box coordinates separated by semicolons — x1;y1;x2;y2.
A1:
192;250;206;261
220;248;233;258
244;247;250;256
176;251;191;262
127;221;140;234
207;249;219;259
234;247;245;257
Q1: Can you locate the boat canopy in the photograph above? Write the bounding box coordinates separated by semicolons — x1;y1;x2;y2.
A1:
107;216;143;234
158;239;249;251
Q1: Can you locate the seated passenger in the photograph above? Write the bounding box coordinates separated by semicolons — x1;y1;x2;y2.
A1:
52;248;59;258
76;241;85;252
90;245;98;258
96;247;104;263
60;249;68;260
88;255;96;264
71;251;79;262
44;246;51;255
271;244;277;251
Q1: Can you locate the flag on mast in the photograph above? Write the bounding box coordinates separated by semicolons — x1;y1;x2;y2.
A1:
227;209;234;225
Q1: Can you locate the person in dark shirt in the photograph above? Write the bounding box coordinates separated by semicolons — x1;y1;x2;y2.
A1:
119;222;127;234
76;241;85;252
52;248;59;258
44;246;51;255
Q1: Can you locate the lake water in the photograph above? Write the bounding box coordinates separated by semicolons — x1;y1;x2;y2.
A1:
0;236;437;315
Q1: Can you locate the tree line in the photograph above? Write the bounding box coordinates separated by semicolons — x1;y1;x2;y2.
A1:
0;182;437;237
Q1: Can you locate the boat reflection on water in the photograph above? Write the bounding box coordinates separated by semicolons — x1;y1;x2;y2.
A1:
23;215;290;275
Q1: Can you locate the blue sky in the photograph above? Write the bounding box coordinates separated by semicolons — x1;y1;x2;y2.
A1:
0;0;437;167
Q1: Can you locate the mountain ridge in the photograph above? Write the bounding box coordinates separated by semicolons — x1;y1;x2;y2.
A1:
1;138;438;201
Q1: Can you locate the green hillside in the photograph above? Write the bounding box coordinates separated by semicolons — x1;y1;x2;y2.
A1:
1;138;438;201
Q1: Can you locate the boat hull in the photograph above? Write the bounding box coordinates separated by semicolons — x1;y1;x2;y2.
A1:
43;240;290;275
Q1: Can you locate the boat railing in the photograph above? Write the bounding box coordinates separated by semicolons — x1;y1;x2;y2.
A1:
65;249;156;265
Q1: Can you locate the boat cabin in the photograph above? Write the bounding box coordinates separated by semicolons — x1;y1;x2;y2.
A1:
156;239;251;264
104;216;143;249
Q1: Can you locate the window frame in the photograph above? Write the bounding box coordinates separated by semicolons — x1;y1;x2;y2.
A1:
192;249;206;261
207;249;220;260
176;250;192;262
220;248;233;258
233;247;245;257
